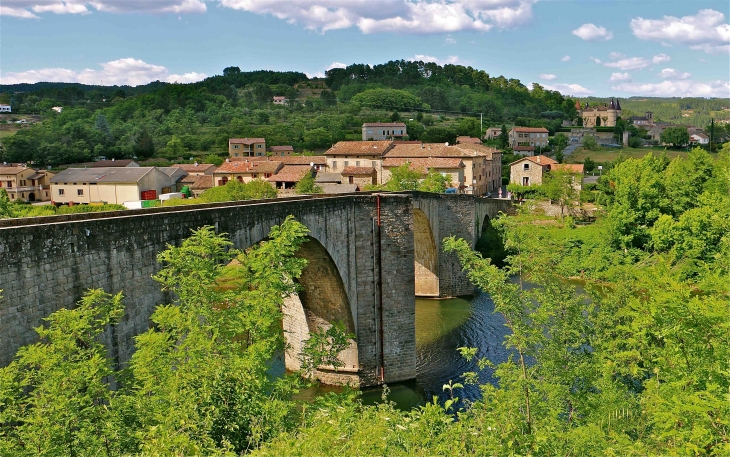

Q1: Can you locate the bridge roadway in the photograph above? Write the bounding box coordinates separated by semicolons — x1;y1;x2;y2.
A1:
0;192;512;387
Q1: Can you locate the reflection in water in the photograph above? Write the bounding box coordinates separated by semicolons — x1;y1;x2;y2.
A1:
360;293;510;409
292;292;510;410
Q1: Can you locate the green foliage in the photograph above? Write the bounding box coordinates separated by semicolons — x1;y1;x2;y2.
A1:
418;168;450;193
549;132;569;154
541;169;579;218
199;179;277;202
350;88;424;111
294;171;322;194
583;156;596;172
582;135;599;150
421;125;457;144
0;289;125;455
204;153;224;166
661;126;690;148
384;163;421;191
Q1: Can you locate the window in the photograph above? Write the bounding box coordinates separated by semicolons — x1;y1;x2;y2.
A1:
344;161;349;167
372;161;376;167
234;145;240;149
237;176;243;182
221;177;228;185
348;176;354;184
77;189;84;196
7;181;11;187
256;144;262;149
332;161;337;170
58;188;65;196
356;161;360;167
523;164;530;170
522;177;529;186
264;173;272;178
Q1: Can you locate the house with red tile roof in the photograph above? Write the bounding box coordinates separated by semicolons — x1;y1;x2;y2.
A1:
341;166;377;189
268;145;295;156
509;155;583;189
212;159;282;186
171;163;217;176
382;157;465;190
325;140;395;183
267;165;315;190
509;127;549;149
229;137;266;158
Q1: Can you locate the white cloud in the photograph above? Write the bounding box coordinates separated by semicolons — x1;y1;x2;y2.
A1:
603;57;649;71
608;72;631;82
609;52;625;60
572;23;613;41
658;68;691;80
539;73;557;81
445;35;456;44
0;0;206;17
216;0;537;34
0;58;207;86
561;55;570;62
412;54;466;65
543;83;593;96
612;80;730;98
631;9;730;54
652;53;670;64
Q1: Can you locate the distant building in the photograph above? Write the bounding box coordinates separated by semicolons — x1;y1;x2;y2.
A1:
509;127;549;148
341;166;377;189
213;159;282;186
456;136;482;145
512;145;535;157
690;132;710;145
229;138;266;158
509;156;584;190
92;159;139;168
576;98;622;127
627;112;654;126
0;105;10;113
267;165;315;190
50;167;186;205
268;145;295;156
171;163;217;176
51;106;63;113
273;96;286;105
381;157;465;190
325;140;395;183
484;127;502;140
362;122;407;141
0;165;54;202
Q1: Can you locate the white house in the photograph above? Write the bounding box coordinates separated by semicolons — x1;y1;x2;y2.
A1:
0;105;11;113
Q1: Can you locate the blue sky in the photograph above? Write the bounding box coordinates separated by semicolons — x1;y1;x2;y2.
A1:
2;0;729;98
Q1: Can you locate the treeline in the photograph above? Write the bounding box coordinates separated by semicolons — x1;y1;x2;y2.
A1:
0;60;581;166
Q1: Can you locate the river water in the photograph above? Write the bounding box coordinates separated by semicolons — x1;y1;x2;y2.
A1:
296;293;511;410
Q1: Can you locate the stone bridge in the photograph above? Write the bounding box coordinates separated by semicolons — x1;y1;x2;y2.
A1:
0;192;512;387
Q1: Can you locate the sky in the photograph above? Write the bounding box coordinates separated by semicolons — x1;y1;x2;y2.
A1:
1;0;729;98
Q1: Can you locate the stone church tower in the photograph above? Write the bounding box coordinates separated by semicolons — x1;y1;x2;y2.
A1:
576;98;622;127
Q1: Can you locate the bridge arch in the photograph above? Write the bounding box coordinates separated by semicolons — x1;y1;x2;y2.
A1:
413;208;439;297
281;236;359;385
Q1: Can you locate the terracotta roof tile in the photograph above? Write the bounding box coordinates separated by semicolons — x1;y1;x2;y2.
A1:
267;165;312;182
456;136;482;144
511;127;549;133
326;141;394;156
214;160;283;174
190;175;212;190
509;155;558;166
386;143;500;159
229;137;266;145
382;157;464;170
171;163;216;173
268;145;294;152
342;166;376;175
513;146;535;151
237;155;326;165
0;166;31;175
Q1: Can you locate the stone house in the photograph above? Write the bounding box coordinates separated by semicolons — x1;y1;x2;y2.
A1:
325;140;395;183
229;137;266;158
509;127;549;148
50;167;186;205
0;165;54;202
381;157;465;189
509;155;558;187
212;159;282;186
362;122;407;141
189;175;212;197
267;165;315;190
385;142;501;195
340;166;377;189
268;145;295;156
512;145;535;156
483;126;502;140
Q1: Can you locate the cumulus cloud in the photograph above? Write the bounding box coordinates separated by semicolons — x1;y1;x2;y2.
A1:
539;73;557;81
608;72;631;82
543;83;593;96
445;35;456;44
0;0;206;18
630;9;730;54
652;53;670;64
412;54;466;65
658;68;691;80
217;0;537;34
572;23;613;41
612;80;730;98
0;58;207;86
561;55;570;62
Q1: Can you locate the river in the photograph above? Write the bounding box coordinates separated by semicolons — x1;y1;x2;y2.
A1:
296;292;511;410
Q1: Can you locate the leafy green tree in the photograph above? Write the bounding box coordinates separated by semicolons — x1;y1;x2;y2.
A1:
548;133;569;155
581;135;598;151
418;168;450;193
403;120;425;141
303;127;331;150
385;163;421;191
350;88;424;110
421;126;457;144
294;171;322;194
583;156;596;172
0;189;11;218
200;179;277;202
0;290;125;456
498;124;509;149
132;127;155;159
661;126;689;149
204;153;224;166
165;135;186;158
541;168;578;218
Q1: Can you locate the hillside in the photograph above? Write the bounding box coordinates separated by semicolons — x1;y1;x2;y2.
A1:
577;96;730;127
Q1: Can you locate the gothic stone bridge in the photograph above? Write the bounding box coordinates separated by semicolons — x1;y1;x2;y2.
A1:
0;192;512;387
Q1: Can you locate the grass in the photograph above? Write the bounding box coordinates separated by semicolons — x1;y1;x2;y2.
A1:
567;146;686;164
0;129;18;139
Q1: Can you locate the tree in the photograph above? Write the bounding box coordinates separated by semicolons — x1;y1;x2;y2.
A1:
661;126;690;149
200;179;277;202
303;127;331;150
421;126;457;144
583;156;596;173
418;168;450;193
390;111;400;122
581;135;598;151
595;116;601;126
0;189;11;218
548;133;569;155
385;163;421;191
132;127;155;159
294;171;323;194
223;66;241;76
498;124;509;149
165;135;186;158
541;169;578;218
203;153;224;166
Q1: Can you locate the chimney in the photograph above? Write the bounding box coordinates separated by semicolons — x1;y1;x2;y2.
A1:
111;158;115;161
194;161;198;166
537;156;541;163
